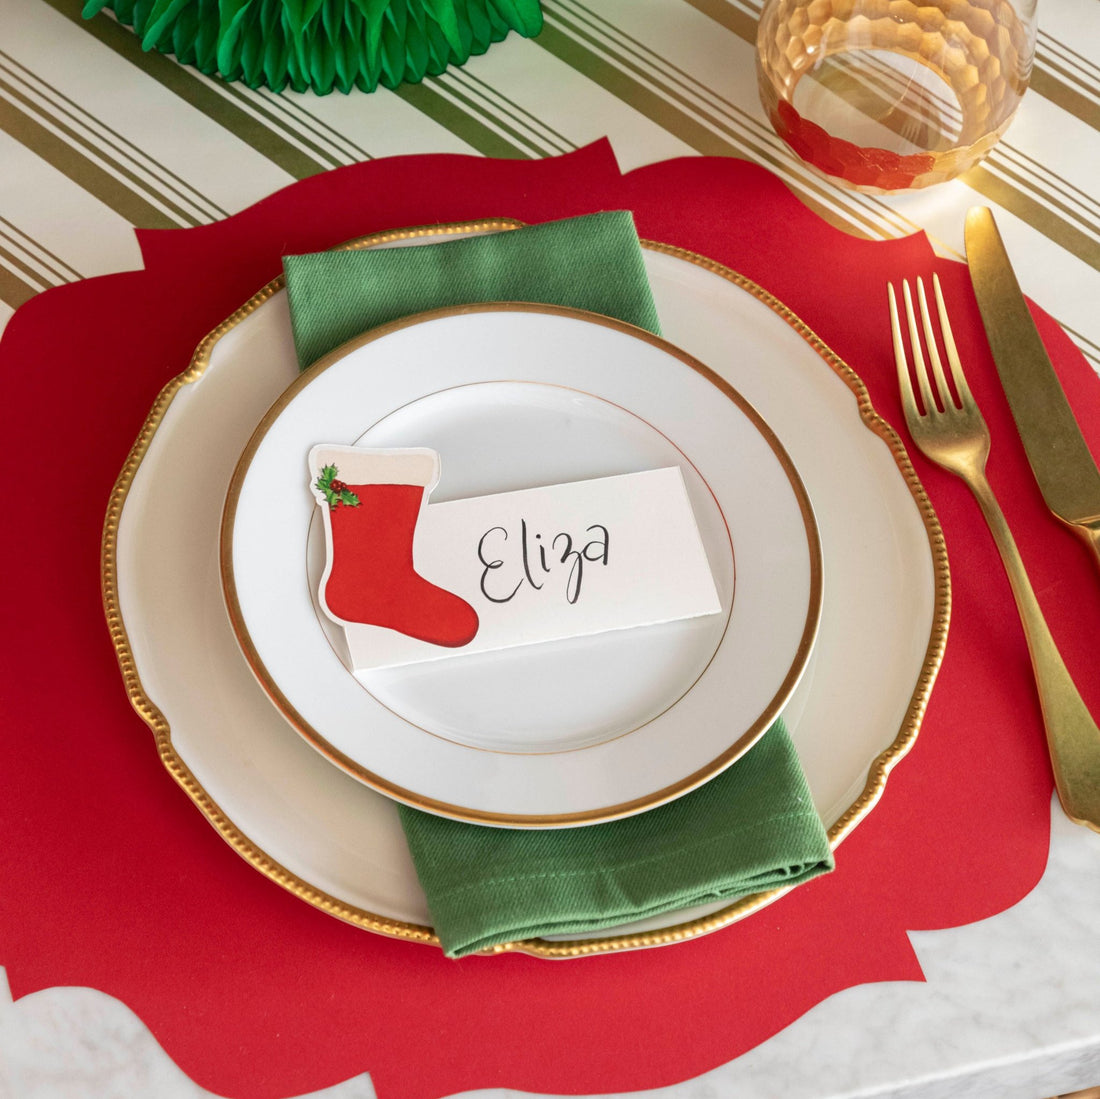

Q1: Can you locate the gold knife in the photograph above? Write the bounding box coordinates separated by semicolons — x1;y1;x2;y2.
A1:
965;206;1100;573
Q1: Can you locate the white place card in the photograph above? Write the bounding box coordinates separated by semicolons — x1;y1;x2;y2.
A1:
334;465;722;672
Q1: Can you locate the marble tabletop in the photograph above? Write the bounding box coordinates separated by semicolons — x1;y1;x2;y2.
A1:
1;0;1099;1095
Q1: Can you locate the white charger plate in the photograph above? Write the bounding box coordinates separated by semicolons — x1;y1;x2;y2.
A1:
104;224;947;956
221;306;821;826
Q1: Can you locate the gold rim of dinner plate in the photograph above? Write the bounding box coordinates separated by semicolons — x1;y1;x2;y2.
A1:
100;219;950;957
219;301;820;826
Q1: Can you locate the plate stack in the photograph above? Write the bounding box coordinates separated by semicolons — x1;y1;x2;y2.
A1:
106;225;941;956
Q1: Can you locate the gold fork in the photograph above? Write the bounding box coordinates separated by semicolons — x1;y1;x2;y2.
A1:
890;274;1100;832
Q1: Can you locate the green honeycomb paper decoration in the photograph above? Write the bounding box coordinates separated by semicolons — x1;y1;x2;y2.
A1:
81;0;544;94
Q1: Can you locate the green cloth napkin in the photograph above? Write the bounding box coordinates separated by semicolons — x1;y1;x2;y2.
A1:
282;210;833;958
401;718;831;956
284;211;662;368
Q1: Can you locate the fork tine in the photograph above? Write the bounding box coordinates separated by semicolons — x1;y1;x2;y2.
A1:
888;283;921;427
900;279;939;416
915;277;955;410
930;273;975;407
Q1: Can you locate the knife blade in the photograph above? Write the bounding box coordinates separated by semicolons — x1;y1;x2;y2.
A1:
965;206;1100;572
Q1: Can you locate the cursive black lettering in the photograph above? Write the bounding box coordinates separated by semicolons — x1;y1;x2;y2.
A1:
553;531;585;604
477;526;522;603
476;518;611;605
583;524;610;565
520;519;543;591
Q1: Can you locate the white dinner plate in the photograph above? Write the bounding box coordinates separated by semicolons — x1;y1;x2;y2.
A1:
221;306;821;826
104;225;947;956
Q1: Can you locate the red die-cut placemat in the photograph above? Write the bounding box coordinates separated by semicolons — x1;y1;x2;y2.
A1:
2;141;1099;1099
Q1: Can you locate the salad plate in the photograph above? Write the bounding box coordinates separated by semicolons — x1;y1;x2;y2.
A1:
103;223;947;955
221;305;820;826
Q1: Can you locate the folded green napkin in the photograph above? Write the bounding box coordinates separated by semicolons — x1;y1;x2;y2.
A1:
283;211;833;958
401;718;831;956
284;211;662;368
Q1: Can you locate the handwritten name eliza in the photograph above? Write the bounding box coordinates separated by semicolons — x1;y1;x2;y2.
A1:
336;467;720;671
478;520;610;605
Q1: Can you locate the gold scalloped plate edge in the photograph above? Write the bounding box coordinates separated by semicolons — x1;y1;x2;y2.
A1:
100;221;949;960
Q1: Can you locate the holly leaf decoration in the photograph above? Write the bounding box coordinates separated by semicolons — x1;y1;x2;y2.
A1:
314;463;360;509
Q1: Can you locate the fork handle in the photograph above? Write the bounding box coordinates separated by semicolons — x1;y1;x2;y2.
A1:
969;471;1100;832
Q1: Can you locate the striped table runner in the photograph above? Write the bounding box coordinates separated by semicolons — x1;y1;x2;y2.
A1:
2;0;1098;371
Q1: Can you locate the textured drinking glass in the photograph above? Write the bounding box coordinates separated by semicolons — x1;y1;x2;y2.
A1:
756;0;1038;191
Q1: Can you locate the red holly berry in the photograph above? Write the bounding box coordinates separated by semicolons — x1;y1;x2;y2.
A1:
331;479;348;494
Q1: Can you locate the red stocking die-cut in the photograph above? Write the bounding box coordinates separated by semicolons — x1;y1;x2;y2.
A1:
310;446;479;648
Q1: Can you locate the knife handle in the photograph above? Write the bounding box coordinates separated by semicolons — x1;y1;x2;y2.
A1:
970;473;1100;832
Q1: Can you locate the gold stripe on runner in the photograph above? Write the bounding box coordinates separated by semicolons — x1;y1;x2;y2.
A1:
47;0;327;180
0;73;199;225
0;236;55;292
987;144;1100;236
201;79;350;170
680;0;760;42
0;213;83;284
444;68;577;156
1038;32;1100;104
250;87;375;164
0;48;227;224
1031;66;1100;131
0;241;50;309
963;162;1100;272
428;74;558;157
392;82;531;159
1063;323;1100;371
0;84;178;228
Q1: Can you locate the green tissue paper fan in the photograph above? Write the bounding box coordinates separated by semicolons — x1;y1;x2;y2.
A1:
82;0;544;94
